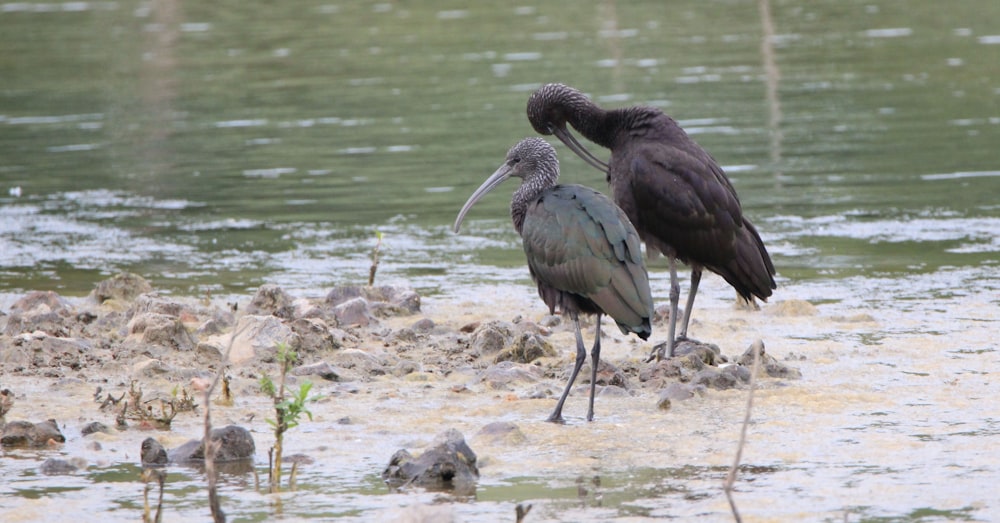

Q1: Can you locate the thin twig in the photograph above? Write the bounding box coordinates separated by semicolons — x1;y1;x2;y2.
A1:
724;341;762;523
202;322;245;523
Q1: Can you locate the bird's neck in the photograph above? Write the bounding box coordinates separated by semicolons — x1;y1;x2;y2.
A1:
566;102;618;150
510;166;558;234
572;106;663;150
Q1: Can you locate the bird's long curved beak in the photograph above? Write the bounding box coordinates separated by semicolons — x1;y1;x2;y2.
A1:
453;163;513;233
551;125;610;172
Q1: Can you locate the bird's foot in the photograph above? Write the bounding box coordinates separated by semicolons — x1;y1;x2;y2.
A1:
646;341;672;362
546;412;567;424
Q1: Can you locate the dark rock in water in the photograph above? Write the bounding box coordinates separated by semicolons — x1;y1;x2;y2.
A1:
1;419;66;447
81;421;111;436
142;425;254;468
246;284;296;318
382;428;479;494
40;457;84;475
90;273;153;304
169;425;256;463
141;437;168;466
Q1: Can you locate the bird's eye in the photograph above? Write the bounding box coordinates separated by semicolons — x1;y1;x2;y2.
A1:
511;156;521;164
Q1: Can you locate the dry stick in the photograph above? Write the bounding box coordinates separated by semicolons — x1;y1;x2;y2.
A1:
368;231;382;286
202;323;245;523
724;342;762;523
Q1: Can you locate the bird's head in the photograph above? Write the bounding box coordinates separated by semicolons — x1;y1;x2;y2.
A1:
527;83;609;172
526;83;581;136
453;138;558;234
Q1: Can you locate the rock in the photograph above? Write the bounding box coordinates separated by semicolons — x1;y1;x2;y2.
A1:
90;273;153;304
141;437;168;466
0;388;14;418
128;293;185;319
4;291;75;336
289;317;341;353
246;284;296;318
673;339;723;364
1;419;66;447
81;421;111;436
478;361;543;389
769;299;818;316
469;321;515;357
382;428;479;494
292;361;344;381
142;425;255;467
226;315;297;365
326;286;421;318
332;297;373;327
693;367;738;390
475;421;526;445
331;348;390;378
494;332;555;364
169;425;256;463
736;340;802;380
127;312;196;352
40;457;85;475
411;318;435;333
658;382;700;403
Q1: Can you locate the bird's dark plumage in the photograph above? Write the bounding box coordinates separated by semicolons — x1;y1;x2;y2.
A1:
527;83;776;359
454;138;653;422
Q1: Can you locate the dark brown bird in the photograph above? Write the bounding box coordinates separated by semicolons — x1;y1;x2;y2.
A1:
454;138;653;423
527;83;775;359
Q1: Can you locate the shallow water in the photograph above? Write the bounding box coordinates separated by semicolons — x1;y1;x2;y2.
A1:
1;0;999;521
2;272;998;521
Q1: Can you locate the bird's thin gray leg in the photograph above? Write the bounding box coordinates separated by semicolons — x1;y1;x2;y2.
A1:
654;257;681;360
547;313;587;424
679;267;701;339
586;314;603;422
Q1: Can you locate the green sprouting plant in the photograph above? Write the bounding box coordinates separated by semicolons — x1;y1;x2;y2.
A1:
259;342;317;493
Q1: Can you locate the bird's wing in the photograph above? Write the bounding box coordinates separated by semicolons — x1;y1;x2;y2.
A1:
619;142;744;263
521;185;653;325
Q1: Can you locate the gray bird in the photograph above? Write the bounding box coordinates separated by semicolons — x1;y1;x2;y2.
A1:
454;138;653;423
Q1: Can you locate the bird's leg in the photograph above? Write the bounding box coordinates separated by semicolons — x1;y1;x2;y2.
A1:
586;314;603;422
679;267;702;340
547;313;587;424
653;257;681;360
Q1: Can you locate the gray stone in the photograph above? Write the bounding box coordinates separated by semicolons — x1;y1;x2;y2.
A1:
382;428;478;494
90;273;153;304
127;312;196;351
246;284;296;318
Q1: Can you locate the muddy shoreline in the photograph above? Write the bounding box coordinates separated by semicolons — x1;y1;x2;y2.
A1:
2;271;997;521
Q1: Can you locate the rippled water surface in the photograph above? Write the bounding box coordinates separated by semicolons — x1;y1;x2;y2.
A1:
1;0;999;521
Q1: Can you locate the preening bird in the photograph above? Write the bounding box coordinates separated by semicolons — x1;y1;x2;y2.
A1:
527;83;776;359
454;137;653;423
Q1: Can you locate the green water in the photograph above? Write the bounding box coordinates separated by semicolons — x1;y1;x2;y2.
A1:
1;0;997;297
